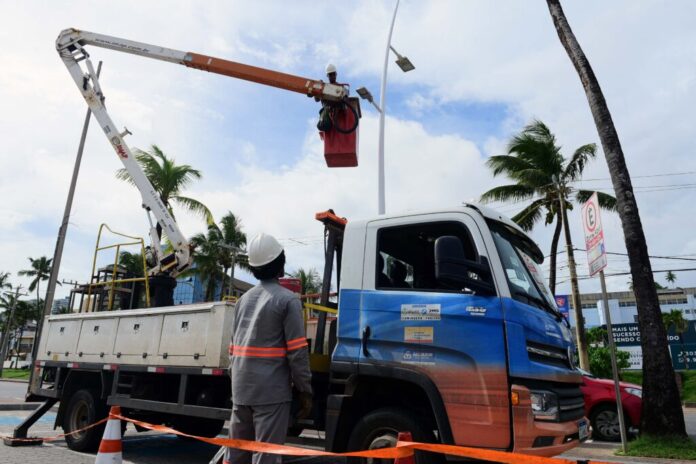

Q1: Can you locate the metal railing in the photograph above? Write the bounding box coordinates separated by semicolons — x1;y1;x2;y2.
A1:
85;224;150;311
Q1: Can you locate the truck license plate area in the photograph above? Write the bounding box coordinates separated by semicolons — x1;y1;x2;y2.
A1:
578;419;589;441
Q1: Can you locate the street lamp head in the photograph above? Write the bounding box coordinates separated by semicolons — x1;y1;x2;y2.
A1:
395;55;415;72
356;86;374;103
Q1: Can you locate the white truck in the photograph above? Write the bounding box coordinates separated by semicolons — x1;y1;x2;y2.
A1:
20;205;587;459
9;30;587;460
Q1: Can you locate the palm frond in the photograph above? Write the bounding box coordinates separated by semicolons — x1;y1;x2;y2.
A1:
563;143;597;181
172;196;215;225
576;190;617;212
511;199;545;232
480;184;536;204
486;155;535;178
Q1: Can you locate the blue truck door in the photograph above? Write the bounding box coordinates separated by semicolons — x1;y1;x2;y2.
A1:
357;213;510;449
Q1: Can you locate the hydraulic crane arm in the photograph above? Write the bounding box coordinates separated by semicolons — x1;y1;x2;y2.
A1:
55;28;349;278
57;29;348;100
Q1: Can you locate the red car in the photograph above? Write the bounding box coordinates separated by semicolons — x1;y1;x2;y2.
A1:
579;369;642;441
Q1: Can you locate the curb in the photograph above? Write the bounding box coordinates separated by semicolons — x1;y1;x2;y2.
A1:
0;379;29;384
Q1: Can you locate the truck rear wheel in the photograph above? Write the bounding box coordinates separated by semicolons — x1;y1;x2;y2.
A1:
347;407;443;464
63;388;109;452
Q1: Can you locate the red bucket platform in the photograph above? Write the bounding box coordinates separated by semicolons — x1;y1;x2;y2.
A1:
322;97;361;168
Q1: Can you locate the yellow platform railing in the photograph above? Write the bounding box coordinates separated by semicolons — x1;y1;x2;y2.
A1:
87;224;150;311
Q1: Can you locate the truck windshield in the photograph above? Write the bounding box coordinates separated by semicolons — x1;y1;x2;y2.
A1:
488;222;560;318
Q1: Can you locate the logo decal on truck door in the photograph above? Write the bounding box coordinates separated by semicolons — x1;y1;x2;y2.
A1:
401;304;441;321
404;327;434;343
465;306;487;316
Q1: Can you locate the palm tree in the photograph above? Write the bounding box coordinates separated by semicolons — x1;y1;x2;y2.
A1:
189;226;225;301
481;120;616;295
666;271;677;288
663;309;689;370
0;272;11;291
118;251;147;309
116;145;214;240
18;257;53;320
290;268;322;297
217;212;247;298
119;251;146;278
481;120;616;370
546;0;686;438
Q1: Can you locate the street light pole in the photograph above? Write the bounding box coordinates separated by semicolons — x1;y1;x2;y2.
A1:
378;0;401;215
29;62;102;388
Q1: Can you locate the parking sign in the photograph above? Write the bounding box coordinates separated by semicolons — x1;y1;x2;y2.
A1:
581;192;607;276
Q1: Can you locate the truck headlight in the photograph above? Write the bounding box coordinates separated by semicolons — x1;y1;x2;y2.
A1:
530;390;559;421
624;387;642;398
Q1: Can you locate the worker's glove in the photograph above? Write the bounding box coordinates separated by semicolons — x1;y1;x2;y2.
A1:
297;392;313;420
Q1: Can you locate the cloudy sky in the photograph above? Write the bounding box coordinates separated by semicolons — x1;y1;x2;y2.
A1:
1;0;695;302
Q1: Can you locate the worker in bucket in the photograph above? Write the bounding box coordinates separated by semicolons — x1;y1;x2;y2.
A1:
226;233;312;464
317;63;345;131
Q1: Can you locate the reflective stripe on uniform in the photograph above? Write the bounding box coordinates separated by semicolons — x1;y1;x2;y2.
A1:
286;337;308;351
229;345;287;357
228;337;308;357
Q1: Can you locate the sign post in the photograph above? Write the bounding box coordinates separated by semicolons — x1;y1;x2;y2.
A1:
582;192;627;451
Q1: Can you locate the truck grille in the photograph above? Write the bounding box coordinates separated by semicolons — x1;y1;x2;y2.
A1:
526;340;572;369
514;378;585;422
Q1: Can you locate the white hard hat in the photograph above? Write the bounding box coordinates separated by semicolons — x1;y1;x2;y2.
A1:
325;63;337;74
247;233;284;267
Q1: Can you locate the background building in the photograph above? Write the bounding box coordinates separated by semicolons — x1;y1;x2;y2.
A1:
562;287;696;328
557;287;696;370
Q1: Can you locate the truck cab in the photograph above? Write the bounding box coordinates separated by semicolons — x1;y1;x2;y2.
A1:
325;204;586;457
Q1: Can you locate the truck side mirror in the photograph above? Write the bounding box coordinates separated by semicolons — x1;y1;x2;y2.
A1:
434;236;495;296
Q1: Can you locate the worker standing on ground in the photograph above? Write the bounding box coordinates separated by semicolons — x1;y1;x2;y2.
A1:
225;233;313;464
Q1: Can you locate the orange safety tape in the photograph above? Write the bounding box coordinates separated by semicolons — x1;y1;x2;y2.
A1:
111;413;614;464
0;417;109;443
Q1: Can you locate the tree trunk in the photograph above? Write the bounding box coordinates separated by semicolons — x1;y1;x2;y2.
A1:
560;201;589;370
546;0;686;437
548;210;563;295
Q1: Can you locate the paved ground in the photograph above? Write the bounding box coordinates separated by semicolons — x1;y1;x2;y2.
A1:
0;381;31;404
2;381;696;464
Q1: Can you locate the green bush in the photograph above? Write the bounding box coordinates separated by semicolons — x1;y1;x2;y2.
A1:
589;346;630;379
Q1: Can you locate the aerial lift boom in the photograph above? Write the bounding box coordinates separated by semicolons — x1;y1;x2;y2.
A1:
56;28;350;277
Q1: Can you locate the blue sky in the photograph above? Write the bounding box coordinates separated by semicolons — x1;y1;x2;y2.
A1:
1;1;696;302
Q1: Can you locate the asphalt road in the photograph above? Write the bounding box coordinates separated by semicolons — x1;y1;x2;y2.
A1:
2;380;696;464
0;410;330;464
0;381;30;404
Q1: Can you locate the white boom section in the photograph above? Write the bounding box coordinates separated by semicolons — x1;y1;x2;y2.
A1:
55;28;350;277
56;30;191;276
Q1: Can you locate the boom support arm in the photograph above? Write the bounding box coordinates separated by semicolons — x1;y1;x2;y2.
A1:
57;29;348;100
55;28;349;278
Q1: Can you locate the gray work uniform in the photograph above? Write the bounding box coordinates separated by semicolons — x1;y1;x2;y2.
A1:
225;280;312;464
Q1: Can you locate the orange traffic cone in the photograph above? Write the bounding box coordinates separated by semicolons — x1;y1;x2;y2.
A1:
95;406;122;464
394;431;415;464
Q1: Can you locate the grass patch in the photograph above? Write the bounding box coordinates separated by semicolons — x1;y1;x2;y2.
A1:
681;371;696;403
0;368;30;380
620;371;642;385
618;435;696;460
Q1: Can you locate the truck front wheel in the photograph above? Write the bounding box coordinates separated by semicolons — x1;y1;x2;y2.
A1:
63;388;109;452
347;407;443;464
